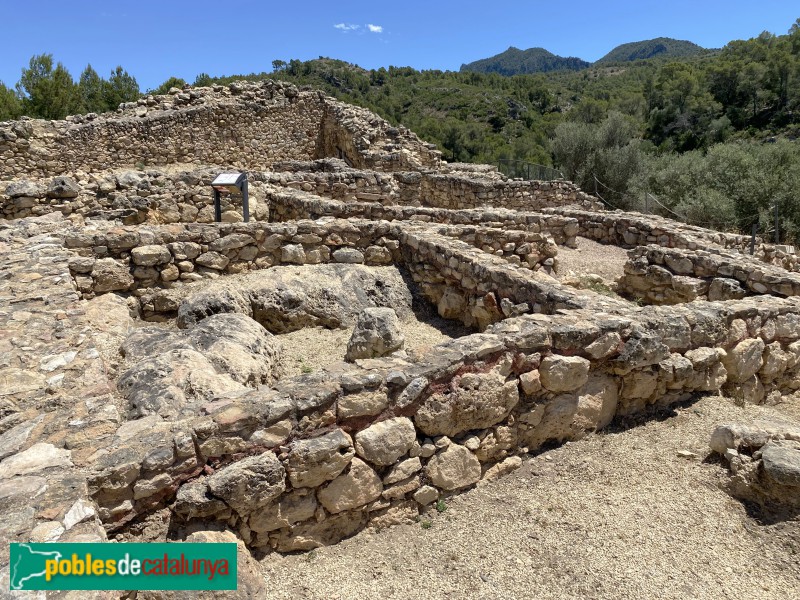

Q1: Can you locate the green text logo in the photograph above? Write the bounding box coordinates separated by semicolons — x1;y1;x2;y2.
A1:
9;543;237;591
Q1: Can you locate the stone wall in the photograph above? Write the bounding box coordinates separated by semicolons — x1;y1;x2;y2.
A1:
85;294;800;549
260;159;602;211
63;219;585;329
619;245;800;304
0;81;442;180
2;160;602;225
545;207;800;271
1;168;270;223
267;188;580;246
7;211;800;559
406;172;602;211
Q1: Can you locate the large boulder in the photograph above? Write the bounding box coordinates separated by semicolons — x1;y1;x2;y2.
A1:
118;348;245;418
177;264;413;332
345;307;404;361
5;180;43;198
118;314;282;418
46;176;81;198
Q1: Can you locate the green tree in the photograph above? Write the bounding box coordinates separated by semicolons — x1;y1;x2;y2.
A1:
150;76;186;95
78;64;106;113
104;66;139;108
16;54;80;119
194;73;213;87
0;81;22;120
739;62;767;117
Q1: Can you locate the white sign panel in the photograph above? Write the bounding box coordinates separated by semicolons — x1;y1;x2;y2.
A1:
212;172;242;186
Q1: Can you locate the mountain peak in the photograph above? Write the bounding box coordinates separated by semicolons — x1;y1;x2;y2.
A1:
595;37;707;64
461;47;590;76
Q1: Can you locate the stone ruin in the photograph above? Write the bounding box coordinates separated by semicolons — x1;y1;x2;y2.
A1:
1;79;800;594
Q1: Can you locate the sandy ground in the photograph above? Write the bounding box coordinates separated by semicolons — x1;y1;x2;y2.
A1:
260;394;800;600
556;237;630;283
277;309;470;377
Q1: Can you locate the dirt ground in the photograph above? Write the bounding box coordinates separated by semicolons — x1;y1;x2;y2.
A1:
260;393;800;600
556;236;630;283
277;307;470;377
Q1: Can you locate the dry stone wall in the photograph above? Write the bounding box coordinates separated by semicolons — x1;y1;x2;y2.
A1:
0;81;441;181
1;168;270;223
267;187;580;246
260;159;601;211
619;245;800;304
62;219;589;329
85;289;800;548
3;160;597;226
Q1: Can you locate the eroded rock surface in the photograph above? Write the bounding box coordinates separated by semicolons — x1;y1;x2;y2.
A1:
176;264;413;332
118;313;282;418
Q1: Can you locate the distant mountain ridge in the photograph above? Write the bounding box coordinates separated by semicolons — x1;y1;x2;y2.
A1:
460;47;591;76
595;37;707;64
460;37;708;76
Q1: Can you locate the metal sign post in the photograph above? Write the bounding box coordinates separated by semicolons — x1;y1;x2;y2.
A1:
211;172;249;223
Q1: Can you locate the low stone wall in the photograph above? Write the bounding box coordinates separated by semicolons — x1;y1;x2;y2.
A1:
65;220;402;300
85;294;800;550
426;223;559;273
619;245;800;305
2;161;595;228
407;172;602;211
544;207;758;252
0;80;441;180
545;207;799;271
1;168;270;223
260;159;602;211
268;188;580;246
63;218;595;330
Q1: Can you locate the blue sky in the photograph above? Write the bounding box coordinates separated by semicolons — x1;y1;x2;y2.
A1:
1;1;797;91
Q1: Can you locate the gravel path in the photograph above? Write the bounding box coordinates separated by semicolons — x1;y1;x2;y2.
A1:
556;237;630;283
260;394;800;600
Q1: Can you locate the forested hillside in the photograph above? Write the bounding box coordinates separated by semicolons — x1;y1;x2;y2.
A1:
460;47;591;75
595;38;708;65
1;20;799;241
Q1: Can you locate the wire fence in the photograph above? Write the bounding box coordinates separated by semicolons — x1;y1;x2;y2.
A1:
589;172;772;239
498;159;564;181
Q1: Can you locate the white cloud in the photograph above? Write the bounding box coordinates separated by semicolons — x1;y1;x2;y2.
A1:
334;23;360;32
367;24;383;33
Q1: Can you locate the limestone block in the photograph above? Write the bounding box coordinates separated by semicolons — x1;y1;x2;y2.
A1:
207;452;286;516
354;417;416;466
424;443;481;491
722;338;765;383
539;355;590;392
415;356;519;437
317;458;382;513
345;307;404;361
285;429;354;488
